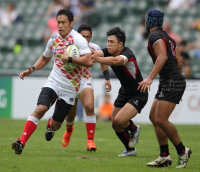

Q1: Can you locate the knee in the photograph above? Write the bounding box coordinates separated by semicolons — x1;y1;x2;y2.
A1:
155;117;164;128
112;121;117;130
34;105;48;119
84;104;94;115
113;117;123;128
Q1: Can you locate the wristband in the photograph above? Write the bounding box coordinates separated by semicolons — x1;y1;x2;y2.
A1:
103;70;110;80
31;66;35;71
68;56;73;63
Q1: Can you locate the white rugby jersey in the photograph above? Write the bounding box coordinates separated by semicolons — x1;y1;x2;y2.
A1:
43;29;91;92
81;42;101;79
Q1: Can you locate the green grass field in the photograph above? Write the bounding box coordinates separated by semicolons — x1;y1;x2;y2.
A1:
0;119;199;172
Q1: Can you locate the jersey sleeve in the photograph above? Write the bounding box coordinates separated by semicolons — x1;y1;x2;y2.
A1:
95;44;101;50
101;48;111;57
76;36;91;55
120;49;132;60
149;32;162;46
43;38;53;58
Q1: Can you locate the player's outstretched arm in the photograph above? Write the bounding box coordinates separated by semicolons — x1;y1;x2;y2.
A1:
91;50;127;66
20;55;52;80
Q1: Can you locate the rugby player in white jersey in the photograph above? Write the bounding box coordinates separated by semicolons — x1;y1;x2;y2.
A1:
12;9;93;155
61;24;111;151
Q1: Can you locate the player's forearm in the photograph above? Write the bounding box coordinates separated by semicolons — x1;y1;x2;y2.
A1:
33;55;51;71
96;56;119;66
149;55;167;80
72;54;93;67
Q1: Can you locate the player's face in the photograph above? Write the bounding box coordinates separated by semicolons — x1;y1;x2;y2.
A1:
107;35;122;55
57;15;74;38
80;30;92;43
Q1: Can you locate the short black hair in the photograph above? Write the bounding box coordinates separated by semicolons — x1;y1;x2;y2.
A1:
78;24;92;35
56;9;74;22
107;27;126;46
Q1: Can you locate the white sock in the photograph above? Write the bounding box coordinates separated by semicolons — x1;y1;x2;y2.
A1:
27;116;39;125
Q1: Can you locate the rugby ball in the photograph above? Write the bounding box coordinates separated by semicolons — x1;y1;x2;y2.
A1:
65;45;80;70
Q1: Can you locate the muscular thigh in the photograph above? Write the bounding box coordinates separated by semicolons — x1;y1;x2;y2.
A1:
114;103;138;125
112;106;122;121
155;100;176;121
79;88;94;108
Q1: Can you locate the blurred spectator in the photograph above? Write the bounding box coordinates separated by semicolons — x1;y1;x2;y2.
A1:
13;39;23;55
0;3;19;26
79;0;95;12
185;38;200;59
178;40;187;54
97;94;113;121
46;0;68;17
134;16;148;41
167;0;197;10
183;64;195;79
70;0;82;30
43;13;58;43
163;22;182;43
181;52;190;65
182;18;200;31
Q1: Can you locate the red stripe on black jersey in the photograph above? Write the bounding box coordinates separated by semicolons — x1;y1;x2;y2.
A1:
148;42;157;60
122;65;135;79
128;57;138;76
122;57;138;79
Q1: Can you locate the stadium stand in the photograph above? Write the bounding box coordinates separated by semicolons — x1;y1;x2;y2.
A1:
0;0;200;78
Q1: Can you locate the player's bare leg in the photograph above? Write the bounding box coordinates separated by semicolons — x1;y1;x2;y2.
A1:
114;103;140;148
62;99;78;147
147;99;172;167
155;100;180;145
112;106;137;156
150;99;168;147
79;88;97;152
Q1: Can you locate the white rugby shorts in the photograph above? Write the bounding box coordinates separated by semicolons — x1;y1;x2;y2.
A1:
78;76;94;95
43;77;77;105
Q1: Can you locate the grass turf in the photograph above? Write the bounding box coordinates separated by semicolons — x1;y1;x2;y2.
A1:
0;119;199;172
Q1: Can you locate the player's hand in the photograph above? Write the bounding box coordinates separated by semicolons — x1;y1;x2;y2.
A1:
138;77;153;92
91;50;99;63
20;67;33;80
105;80;112;92
60;49;69;63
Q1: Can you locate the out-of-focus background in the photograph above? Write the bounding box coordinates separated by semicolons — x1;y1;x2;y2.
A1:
0;0;199;123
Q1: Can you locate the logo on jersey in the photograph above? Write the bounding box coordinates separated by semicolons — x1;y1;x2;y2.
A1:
159;92;164;97
52;48;65;54
87;83;92;86
133;100;139;106
69;97;74;102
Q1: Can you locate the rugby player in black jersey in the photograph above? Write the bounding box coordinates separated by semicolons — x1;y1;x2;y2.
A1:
138;9;191;168
91;27;148;156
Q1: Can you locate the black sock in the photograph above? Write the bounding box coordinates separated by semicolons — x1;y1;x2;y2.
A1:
125;120;137;132
115;130;135;151
175;142;185;156
160;144;170;157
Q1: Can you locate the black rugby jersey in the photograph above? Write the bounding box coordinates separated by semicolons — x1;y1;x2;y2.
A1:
102;47;145;94
148;28;184;82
